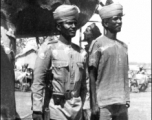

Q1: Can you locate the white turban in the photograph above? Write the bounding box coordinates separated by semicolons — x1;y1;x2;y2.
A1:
53;5;80;23
99;3;123;19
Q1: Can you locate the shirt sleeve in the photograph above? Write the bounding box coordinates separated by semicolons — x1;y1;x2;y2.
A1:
89;49;101;68
89;41;101;68
31;48;52;112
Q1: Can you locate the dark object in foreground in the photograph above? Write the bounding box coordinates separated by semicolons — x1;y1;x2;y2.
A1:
1;0;99;38
1;45;17;119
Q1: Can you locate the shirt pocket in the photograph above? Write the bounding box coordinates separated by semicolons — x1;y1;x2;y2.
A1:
76;62;85;81
52;60;69;68
52;60;69;83
77;62;84;70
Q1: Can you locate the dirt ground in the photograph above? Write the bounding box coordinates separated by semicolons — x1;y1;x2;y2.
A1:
15;85;151;120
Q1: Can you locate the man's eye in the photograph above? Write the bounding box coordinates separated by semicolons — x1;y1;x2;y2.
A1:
87;28;91;31
66;21;77;25
113;17;118;20
113;17;122;21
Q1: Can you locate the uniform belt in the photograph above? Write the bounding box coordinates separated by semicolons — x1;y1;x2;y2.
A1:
53;91;79;100
64;91;79;100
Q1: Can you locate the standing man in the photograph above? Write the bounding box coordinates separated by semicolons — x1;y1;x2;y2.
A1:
89;2;130;120
82;23;101;120
31;5;89;120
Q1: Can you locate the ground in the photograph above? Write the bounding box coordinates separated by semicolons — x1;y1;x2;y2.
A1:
15;84;151;120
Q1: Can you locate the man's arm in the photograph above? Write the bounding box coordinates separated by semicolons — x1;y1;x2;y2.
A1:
82;67;92;120
31;41;53;117
80;51;88;105
31;40;57;112
126;55;130;108
89;66;98;114
88;49;101;115
81;64;90;110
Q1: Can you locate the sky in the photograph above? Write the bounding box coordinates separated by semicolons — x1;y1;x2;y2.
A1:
72;0;151;64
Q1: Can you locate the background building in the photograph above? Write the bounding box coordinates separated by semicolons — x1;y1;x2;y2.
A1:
15;49;37;70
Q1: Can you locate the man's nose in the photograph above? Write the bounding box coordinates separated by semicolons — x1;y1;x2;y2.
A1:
71;23;76;28
117;18;122;23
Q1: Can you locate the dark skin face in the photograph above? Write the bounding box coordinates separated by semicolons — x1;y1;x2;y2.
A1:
57;20;77;40
84;26;94;43
104;14;123;33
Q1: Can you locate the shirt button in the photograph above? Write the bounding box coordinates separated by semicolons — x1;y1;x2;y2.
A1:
71;74;74;78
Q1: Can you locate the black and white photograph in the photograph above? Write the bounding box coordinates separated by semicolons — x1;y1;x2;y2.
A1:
1;0;151;120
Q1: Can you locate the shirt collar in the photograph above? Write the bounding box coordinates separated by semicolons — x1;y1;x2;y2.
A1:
59;35;72;46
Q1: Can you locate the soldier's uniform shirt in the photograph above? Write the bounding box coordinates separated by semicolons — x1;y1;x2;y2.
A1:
31;37;89;120
89;36;130;107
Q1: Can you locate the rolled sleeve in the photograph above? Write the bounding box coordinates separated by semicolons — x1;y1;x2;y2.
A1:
89;41;101;68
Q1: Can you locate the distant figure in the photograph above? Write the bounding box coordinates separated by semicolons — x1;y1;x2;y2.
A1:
22;64;29;72
134;71;149;92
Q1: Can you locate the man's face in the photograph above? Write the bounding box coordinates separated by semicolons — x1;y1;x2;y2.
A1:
58;20;77;38
84;27;94;43
106;14;123;33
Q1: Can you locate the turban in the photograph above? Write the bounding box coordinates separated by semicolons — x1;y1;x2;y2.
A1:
53;5;80;23
99;3;123;19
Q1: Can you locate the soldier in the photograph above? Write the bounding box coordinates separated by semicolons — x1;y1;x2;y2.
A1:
31;5;89;120
89;2;130;120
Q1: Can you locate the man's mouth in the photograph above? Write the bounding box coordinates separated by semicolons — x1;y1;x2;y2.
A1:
116;26;121;29
70;30;76;33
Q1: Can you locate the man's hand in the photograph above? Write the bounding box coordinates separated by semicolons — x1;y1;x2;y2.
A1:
126;101;130;108
83;109;91;120
32;112;43;120
91;104;99;116
91;104;99;120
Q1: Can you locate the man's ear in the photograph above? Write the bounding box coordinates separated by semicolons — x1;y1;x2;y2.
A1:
56;23;61;31
103;21;108;28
